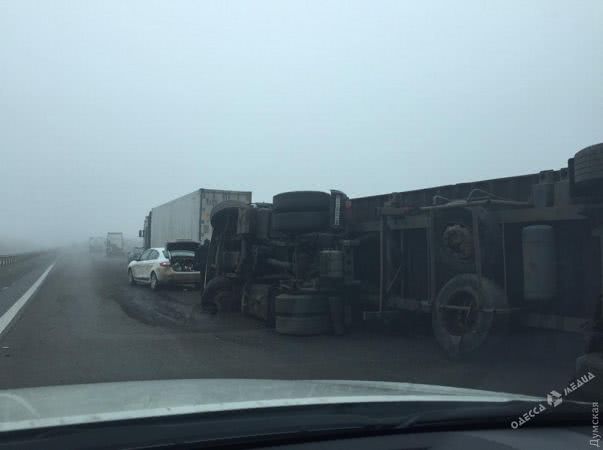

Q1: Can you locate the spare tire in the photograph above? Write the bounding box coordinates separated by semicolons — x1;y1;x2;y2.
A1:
275;293;328;315
432;274;508;360
273;191;330;212
435;206;500;274
275;316;330;336
271;211;329;233
210;200;249;228
574;143;603;189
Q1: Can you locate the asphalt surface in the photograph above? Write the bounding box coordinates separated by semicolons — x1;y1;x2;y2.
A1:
0;248;588;396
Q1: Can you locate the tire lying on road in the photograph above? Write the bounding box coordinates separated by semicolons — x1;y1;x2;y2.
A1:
431;274;508;360
574;143;603;190
273;191;330;212
275;293;330;336
275;293;329;315
271;211;329;233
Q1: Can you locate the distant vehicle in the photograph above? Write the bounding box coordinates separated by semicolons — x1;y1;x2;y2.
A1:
139;188;251;249
127;241;201;290
106;232;124;256
127;247;145;262
88;237;105;253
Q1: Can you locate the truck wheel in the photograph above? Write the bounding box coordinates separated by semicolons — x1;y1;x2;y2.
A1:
436;207;500;273
275;316;330;336
150;272;160;291
275;293;330;336
275;293;329;315
210;200;249;228
574;143;603;190
273;191;330;212
432;274;508;360
271;211;329;233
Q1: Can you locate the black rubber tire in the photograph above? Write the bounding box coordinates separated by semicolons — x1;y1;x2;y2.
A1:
128;269;136;286
275;315;330;336
574;143;603;188
275;293;328;315
273;191;330;212
432;274;508;360
210;200;249;228
198;276;233;314
271;211;329;233
435;207;500;273
150;272;160;291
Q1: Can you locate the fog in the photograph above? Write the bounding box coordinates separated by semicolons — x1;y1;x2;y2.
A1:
1;0;602;250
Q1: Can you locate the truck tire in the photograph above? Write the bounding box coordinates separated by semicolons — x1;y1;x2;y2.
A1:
273;191;330;212
275;315;330;336
432;274;508;360
436;207;500;273
271;211;329;233
275;293;329;315
210;200;249;228
198;276;234;314
574;143;603;189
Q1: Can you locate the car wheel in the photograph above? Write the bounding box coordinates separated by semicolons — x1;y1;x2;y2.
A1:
150;272;160;290
128;269;136;286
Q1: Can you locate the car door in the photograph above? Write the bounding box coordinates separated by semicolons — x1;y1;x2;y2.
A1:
132;249;151;278
141;249;159;280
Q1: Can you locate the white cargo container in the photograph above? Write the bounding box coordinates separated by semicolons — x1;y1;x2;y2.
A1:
106;232;124;256
148;189;252;248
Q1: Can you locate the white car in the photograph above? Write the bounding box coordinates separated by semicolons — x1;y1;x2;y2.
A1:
127;241;201;290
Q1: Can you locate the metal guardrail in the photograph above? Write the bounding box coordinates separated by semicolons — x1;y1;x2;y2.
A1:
0;251;49;268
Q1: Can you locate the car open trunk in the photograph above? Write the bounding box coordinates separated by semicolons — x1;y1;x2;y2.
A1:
165;241;201;272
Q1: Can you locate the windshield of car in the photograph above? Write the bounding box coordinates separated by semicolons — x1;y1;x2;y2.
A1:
0;0;601;439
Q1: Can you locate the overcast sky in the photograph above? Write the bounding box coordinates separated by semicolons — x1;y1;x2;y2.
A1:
1;0;602;248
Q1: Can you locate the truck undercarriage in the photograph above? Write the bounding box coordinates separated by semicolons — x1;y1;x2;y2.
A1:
199;143;603;361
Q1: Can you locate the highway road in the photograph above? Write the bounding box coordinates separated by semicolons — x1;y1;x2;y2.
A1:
0;248;587;396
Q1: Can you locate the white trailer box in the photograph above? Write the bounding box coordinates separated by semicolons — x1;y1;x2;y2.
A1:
149;189;252;248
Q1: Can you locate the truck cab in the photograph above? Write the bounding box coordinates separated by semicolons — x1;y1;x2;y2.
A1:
106;232;124;257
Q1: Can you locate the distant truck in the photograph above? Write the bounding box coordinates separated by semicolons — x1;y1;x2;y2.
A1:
140;189;252;249
106;232;125;256
88;237;105;253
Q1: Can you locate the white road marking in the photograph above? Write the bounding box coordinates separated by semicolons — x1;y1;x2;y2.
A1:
0;263;55;338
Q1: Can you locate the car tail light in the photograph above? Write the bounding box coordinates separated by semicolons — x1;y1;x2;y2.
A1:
160;261;170;267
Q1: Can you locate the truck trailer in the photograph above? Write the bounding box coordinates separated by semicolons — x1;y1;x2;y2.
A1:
106;232;125;256
140;189;252;249
198;143;603;360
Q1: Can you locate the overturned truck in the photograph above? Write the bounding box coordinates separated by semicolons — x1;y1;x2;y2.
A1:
199;143;603;358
